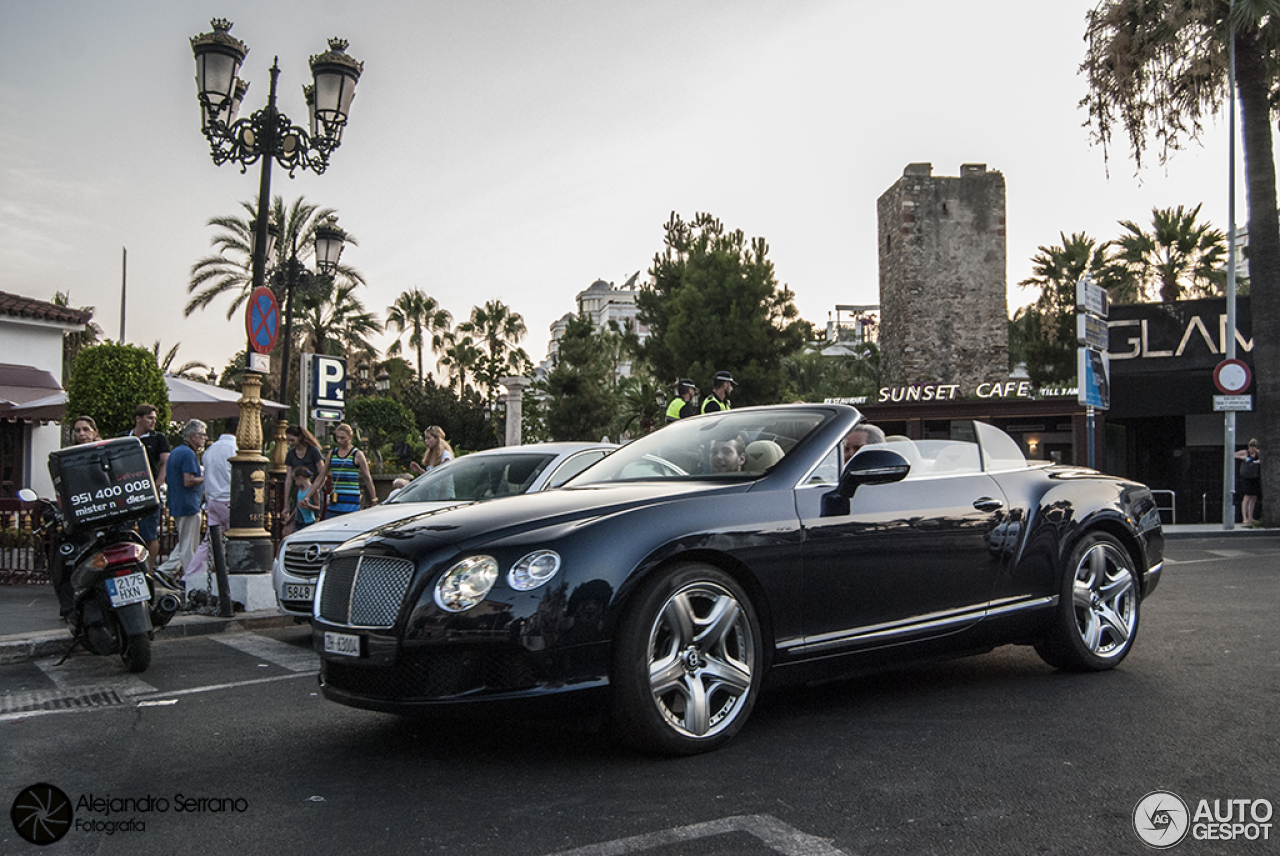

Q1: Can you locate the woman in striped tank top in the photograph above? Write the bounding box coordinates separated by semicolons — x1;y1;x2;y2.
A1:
307;423;378;519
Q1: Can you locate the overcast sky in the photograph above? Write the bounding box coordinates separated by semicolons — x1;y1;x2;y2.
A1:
1;1;1245;380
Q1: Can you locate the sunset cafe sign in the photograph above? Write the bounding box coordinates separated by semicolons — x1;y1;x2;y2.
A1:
826;380;1079;407
825;298;1252;407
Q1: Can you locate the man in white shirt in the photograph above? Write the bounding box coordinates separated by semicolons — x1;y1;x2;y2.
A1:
188;417;237;586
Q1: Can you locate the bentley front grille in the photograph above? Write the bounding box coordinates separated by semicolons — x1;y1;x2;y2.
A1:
318;554;415;628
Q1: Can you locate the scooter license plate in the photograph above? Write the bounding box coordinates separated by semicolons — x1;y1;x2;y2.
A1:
324;632;362;657
106;572;150;607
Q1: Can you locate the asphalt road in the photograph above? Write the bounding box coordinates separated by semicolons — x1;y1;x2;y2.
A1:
2;536;1277;855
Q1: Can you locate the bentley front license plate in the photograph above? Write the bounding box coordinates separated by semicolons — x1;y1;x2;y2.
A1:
324;631;362;657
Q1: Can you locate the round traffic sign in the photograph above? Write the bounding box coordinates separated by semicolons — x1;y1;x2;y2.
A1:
1213;358;1251;394
246;286;280;354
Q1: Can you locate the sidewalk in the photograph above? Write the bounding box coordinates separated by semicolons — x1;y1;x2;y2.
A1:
0;584;296;666
4;523;1270;666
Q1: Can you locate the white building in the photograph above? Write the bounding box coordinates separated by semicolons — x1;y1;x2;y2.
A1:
0;292;92;497
539;274;650;378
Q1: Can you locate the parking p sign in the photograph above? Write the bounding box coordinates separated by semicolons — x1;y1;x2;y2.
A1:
311;355;347;412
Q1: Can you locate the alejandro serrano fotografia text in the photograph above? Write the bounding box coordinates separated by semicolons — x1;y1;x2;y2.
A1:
77;793;250;815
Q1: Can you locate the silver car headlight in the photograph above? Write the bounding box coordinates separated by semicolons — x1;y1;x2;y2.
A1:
508;550;561;591
434;555;498;612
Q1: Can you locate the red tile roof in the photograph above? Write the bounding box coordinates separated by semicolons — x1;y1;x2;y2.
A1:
0;291;92;326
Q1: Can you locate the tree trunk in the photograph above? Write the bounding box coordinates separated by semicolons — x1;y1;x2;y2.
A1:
1234;30;1280;527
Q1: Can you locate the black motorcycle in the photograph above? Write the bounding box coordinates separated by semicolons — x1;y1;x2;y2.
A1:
21;488;182;672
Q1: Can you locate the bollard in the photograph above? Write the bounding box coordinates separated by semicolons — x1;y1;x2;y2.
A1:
208;524;233;618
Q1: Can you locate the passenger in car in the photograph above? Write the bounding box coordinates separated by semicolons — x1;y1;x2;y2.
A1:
710;436;748;473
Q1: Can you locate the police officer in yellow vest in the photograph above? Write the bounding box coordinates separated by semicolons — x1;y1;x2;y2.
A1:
666;378;698;423
701;370;735;414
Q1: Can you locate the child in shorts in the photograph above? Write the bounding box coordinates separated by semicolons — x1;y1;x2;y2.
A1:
293;467;321;530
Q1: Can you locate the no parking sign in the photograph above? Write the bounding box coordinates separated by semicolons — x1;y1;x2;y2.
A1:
246;286;280;354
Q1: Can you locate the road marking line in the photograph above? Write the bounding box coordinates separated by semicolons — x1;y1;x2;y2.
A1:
542;814;853;856
35;655;157;696
210;632;319;673
131;671;314;701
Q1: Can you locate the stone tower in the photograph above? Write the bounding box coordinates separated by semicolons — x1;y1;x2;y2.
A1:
877;163;1009;388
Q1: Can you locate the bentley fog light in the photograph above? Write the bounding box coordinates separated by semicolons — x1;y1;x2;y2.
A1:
434;556;498;612
508;550;561;591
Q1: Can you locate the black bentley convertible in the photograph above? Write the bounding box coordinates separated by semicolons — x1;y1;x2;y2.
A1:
312;404;1163;754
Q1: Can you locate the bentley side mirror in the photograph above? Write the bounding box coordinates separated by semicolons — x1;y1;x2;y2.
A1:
821;448;911;517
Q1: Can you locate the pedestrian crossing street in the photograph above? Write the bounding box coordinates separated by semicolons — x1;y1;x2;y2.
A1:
0;626;318;721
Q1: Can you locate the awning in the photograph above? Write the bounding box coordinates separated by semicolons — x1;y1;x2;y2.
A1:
0;364;62;405
164;375;287;423
0;364;66;422
0;370;287;423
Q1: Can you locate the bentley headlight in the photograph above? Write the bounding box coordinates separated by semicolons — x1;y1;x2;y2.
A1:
434;556;498;612
508;550;561;591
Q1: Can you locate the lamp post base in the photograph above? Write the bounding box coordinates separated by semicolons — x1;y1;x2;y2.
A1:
222;536;274;576
227;371;274;574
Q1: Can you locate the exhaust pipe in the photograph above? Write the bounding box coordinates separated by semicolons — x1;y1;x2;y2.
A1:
152;593;182;627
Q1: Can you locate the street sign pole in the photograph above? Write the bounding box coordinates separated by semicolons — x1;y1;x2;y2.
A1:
1076;274;1110;471
1086;406;1096;470
1224;23;1239;531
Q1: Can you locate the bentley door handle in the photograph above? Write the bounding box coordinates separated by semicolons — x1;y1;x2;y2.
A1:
973;497;1004;513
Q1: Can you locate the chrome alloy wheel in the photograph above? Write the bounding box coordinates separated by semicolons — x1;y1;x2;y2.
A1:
645;581;756;739
1071;540;1137;659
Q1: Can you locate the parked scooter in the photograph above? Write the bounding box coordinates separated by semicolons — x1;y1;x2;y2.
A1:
20;488;182;672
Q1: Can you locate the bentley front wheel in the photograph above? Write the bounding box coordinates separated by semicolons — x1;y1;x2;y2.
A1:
611;565;762;755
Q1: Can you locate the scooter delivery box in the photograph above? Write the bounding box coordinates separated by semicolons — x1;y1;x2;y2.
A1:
48;437;160;533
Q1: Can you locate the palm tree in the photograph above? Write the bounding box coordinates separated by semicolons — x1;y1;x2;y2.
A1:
1110;205;1230;302
1016;233;1115;388
188;197;363;316
152;341;210;381
52;291;102;383
459;300;533;402
187;196;366;401
614;374;664;438
294;280;383;359
435;328;484;396
386;289;452;385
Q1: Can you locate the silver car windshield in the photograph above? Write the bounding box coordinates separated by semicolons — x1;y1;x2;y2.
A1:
569;409;832;484
390;453;558;502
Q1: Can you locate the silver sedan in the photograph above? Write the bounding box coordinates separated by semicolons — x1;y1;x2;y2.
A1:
272;442;615;617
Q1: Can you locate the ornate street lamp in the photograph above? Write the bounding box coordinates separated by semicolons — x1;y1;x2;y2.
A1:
376;368;391;394
189;18;362;577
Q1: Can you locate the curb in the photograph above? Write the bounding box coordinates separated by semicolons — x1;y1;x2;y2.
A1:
0;610;298;666
1162;527;1276;540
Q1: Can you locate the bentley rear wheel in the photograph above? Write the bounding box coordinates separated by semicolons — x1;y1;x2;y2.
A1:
611;565;762;755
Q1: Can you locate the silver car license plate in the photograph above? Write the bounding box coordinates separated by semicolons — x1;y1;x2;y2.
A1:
283;583;314;602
